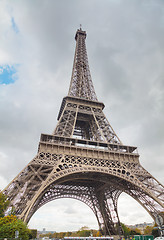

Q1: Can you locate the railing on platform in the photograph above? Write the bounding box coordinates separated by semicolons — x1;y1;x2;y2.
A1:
40;134;138;155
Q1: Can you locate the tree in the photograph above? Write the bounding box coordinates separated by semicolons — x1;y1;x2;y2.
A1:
152;228;160;238
0;191;31;239
79;230;91;237
29;229;37;239
121;223;130;237
76;226;91;237
129;228;141;235
96;231;101;237
65;231;72;237
144;226;154;235
0;191;10;217
0;215;30;240
58;231;66;239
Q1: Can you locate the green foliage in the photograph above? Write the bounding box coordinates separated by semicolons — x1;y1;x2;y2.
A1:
39;227;100;239
0;215;30;240
65;231;72;237
0;191;10;217
77;229;91;237
121;223;131;237
152;228;160;238
57;231;66;239
129;229;141;235
144;226;153;235
29;229;37;239
121;223;142;237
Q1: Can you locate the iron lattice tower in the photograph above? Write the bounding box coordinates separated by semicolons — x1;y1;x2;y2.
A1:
3;28;164;236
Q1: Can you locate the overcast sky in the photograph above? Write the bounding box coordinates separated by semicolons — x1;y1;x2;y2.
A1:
0;0;164;232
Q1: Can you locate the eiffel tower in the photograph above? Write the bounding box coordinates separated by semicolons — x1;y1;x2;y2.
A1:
3;28;164;236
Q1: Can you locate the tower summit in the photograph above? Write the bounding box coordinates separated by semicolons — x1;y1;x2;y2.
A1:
3;29;164;236
68;28;98;101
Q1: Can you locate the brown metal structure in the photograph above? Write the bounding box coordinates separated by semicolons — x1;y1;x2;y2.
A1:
3;28;164;236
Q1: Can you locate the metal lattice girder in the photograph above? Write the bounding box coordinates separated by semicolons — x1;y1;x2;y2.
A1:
68;28;98;101
4;140;164;233
3;28;164;236
54;96;121;144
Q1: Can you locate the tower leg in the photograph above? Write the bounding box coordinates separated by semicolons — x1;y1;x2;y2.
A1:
94;188;123;236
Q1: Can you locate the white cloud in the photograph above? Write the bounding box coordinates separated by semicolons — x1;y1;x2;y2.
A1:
28;199;99;231
118;193;153;225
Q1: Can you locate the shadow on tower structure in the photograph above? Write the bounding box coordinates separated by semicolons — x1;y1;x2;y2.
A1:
3;28;164;236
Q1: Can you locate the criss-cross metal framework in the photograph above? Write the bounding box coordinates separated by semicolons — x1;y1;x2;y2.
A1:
3;28;164;236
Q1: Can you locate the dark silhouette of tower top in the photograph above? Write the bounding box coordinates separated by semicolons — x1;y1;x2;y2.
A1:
75;27;87;40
